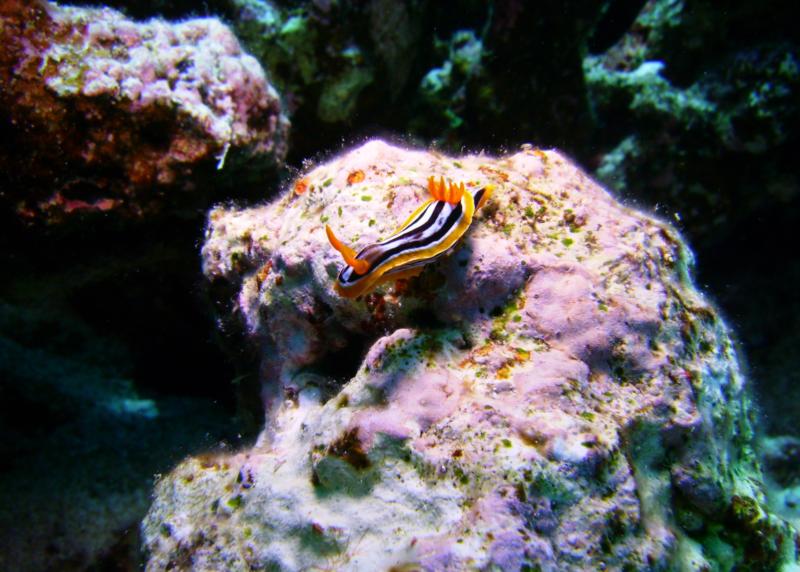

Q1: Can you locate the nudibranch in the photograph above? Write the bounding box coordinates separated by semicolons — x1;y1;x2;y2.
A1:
325;176;493;298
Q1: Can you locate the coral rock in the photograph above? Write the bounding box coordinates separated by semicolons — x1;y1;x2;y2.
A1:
144;140;797;570
0;0;289;222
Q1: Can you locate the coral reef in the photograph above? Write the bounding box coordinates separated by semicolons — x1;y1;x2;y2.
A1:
0;0;288;222
411;1;602;149
225;0;425;157
414;29;486;137
223;1;601;155
0;0;794;569
143;140;797;570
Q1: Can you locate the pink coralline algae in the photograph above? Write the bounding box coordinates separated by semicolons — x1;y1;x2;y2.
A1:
144;141;797;570
0;0;289;221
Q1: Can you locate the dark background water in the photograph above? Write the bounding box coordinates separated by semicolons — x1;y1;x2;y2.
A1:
1;0;798;569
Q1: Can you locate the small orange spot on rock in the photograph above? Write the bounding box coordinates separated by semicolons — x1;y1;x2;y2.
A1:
294;178;309;195
533;149;549;163
347;170;365;185
255;261;272;287
95;198;119;211
473;344;494;357
479;165;510;182
17;206;37;219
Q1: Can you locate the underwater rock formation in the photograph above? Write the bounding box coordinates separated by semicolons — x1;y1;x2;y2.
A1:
221;0;598;156
412;1;601;150
415;29;485;137
0;0;288;222
143;140;797;570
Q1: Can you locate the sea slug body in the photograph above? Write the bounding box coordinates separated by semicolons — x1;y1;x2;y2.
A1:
326;176;493;298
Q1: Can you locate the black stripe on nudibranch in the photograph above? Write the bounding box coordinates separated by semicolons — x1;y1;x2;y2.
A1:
376;200;446;249
375;202;463;265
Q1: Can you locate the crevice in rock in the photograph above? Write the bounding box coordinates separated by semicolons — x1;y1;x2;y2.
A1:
301;333;372;402
407;306;447;330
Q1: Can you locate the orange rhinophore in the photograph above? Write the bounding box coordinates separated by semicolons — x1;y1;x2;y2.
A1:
427;176;465;205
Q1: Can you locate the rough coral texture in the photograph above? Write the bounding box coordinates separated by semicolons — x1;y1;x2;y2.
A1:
143;141;797;570
229;0;410;127
584;0;799;241
0;0;288;221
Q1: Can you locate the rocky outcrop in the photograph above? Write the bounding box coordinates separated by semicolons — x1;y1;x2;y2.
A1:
143;140;796;570
0;0;289;222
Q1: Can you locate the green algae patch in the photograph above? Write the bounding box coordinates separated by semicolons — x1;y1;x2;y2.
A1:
226;494;244;510
311;430;418;498
312;456;377;497
297;523;344;557
487;288;527;344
